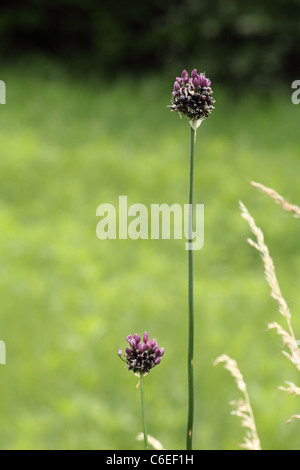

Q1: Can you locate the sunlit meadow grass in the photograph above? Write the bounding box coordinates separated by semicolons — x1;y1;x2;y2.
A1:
0;62;300;449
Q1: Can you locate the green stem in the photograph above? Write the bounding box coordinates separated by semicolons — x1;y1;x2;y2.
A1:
186;126;195;450
140;373;149;450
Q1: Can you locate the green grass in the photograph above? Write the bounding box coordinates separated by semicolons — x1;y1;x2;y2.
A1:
0;62;300;449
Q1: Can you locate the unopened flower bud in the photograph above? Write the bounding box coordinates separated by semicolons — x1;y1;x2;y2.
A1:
143;332;149;343
174;81;180;91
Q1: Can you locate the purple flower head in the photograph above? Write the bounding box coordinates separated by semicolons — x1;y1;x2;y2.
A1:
118;331;164;375
169;69;215;121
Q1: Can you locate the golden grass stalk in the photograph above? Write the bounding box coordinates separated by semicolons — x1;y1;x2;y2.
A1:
214;354;262;450
239;198;300;423
251;181;300;219
239;201;300;371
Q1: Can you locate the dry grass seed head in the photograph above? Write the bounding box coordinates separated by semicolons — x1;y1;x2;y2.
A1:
214;354;261;450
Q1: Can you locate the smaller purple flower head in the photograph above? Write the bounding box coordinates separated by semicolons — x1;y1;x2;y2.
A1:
118;331;164;375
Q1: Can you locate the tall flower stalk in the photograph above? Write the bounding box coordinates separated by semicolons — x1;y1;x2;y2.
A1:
118;332;164;450
170;69;215;449
186;125;195;449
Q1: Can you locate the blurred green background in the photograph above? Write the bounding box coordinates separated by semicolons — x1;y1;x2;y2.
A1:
0;0;300;450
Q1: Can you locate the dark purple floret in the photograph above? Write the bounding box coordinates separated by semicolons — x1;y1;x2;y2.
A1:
170;68;215;121
118;331;164;375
